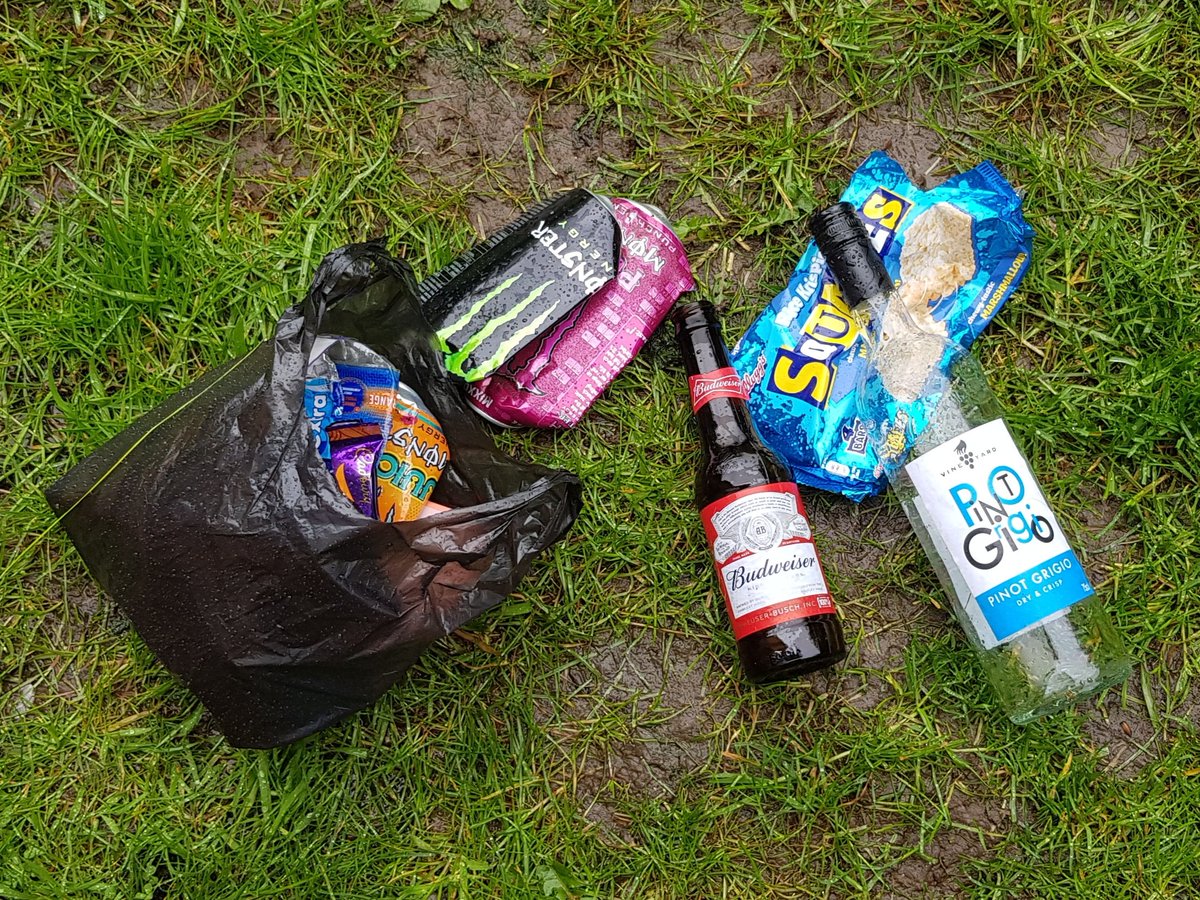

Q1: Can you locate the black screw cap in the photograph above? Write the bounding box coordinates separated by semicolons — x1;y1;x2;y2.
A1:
809;202;892;306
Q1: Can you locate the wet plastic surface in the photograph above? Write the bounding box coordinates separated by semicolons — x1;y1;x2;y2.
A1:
46;241;582;748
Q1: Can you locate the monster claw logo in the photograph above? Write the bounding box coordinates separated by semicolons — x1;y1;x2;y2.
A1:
496;304;588;395
442;277;560;381
424;189;620;382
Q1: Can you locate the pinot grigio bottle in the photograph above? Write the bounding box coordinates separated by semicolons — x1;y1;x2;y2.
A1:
674;301;847;682
884;356;1134;722
809;203;1133;722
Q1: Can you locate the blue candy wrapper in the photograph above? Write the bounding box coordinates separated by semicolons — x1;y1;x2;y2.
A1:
303;338;399;462
304;375;341;460
332;363;400;430
732;151;1034;501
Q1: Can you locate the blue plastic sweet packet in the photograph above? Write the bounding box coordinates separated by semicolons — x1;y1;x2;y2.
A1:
732;151;1034;501
304;372;339;460
303;337;399;461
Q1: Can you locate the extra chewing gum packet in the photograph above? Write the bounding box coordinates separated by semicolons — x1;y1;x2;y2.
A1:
732;151;1034;501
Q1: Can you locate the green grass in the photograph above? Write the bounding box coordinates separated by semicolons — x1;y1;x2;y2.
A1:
3;0;1200;897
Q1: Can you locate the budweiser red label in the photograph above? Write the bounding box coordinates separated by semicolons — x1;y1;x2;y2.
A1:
688;367;747;412
700;483;835;639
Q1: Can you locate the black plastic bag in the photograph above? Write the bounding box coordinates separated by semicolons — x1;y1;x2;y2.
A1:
46;241;582;748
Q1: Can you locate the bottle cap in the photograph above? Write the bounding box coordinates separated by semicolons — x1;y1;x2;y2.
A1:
809;202;892;305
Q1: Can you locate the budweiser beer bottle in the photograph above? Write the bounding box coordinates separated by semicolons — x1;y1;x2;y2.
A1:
674;301;847;681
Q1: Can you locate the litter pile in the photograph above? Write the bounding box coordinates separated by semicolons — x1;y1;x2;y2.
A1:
47;154;1132;746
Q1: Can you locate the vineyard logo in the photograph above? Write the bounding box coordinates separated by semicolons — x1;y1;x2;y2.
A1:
937;436;997;477
955;439;976;470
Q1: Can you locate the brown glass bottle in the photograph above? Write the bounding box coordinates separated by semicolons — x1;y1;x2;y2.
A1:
674;301;847;682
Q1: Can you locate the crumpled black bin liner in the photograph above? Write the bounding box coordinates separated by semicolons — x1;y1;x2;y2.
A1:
46;241;582;748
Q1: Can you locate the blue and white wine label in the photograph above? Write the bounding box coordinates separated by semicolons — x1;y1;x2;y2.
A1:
905;418;1093;649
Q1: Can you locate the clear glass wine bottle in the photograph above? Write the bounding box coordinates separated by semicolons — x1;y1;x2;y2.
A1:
811;202;1133;722
886;353;1133;722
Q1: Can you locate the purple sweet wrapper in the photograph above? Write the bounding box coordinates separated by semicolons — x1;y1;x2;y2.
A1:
328;422;382;517
466;198;695;427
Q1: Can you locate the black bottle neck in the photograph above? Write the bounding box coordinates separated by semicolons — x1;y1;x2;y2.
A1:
810;201;892;307
673;302;759;451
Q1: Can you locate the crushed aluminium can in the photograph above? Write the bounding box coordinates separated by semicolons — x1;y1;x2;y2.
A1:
465;198;696;428
374;384;449;523
419;189;621;383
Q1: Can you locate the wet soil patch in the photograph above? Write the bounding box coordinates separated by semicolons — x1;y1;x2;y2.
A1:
537;636;731;839
1063;484;1173;778
396;41;633;205
649;5;775;90
1084;112;1151;170
109;76;225;131
840;96;945;190
474;0;549;62
1071;483;1139;575
807;495;943;713
9;162;79;250
6;573;112;715
1081;667;1199;778
849;772;1024;898
230;125;312;203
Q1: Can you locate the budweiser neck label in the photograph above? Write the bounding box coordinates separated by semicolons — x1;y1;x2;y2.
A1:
700;482;835;639
689;367;748;412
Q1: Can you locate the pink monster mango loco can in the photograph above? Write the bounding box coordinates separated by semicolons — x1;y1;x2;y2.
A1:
466;198;695;428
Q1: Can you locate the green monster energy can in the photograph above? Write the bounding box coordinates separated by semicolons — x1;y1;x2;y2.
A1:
419;189;621;382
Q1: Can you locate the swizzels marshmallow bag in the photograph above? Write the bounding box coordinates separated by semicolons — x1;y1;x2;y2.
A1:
731;151;1034;501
